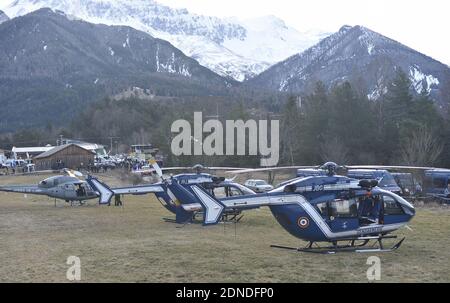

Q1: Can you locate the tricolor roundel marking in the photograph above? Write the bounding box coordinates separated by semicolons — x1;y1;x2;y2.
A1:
297;217;310;229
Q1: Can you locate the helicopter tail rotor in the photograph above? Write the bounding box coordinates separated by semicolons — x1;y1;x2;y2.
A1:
149;158;164;181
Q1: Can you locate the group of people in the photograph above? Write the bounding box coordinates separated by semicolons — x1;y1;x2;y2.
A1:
84;157;152;174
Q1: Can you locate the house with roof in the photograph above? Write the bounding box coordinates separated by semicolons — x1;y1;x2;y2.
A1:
33;144;96;170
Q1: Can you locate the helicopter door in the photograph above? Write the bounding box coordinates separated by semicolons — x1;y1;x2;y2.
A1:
75;184;87;197
324;198;359;232
64;184;76;199
357;196;383;226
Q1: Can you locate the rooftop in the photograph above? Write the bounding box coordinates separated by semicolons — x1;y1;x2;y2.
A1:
34;144;95;159
12;146;54;154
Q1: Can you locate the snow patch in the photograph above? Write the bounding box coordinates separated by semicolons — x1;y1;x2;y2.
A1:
409;66;439;94
0;0;328;81
367;86;387;101
123;35;130;48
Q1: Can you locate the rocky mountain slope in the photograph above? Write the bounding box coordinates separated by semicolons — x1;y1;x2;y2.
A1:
0;0;328;81
246;25;450;106
0;8;233;130
0;10;9;24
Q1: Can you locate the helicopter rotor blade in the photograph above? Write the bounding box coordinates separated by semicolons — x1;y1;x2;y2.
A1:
346;165;439;171
63;168;83;178
225;166;317;174
225;175;237;182
149;158;164;181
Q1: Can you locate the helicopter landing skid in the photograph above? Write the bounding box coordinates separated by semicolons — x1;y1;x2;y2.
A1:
221;214;244;223
271;236;405;254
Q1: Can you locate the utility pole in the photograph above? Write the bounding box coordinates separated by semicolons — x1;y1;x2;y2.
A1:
108;137;120;154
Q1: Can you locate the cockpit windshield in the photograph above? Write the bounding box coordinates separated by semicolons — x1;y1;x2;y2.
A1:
212;183;256;198
38;176;80;188
235;183;256;195
379;174;398;187
395;175;414;187
39;177;55;188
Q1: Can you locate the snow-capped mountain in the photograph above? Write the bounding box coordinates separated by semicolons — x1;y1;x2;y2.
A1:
0;8;233;130
0;10;9;24
247;25;450;105
0;0;328;81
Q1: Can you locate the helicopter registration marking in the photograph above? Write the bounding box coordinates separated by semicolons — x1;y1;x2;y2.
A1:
358;226;383;235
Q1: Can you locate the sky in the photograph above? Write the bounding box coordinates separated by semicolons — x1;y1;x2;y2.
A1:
158;0;450;65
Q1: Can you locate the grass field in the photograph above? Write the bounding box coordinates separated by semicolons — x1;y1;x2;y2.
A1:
0;173;449;282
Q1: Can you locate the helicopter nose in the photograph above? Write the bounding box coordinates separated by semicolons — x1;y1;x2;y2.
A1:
406;203;416;218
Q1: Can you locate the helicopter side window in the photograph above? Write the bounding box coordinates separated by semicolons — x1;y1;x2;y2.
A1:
433;177;446;189
329;199;358;218
315;199;358;219
424;176;432;189
228;187;243;197
315;202;330;218
383;195;404;215
212;187;227;198
379;174;397;187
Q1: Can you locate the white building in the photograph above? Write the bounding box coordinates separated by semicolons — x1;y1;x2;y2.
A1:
11;140;107;160
12;145;54;159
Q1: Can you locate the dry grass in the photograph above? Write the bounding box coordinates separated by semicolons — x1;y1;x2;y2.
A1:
0;173;449;282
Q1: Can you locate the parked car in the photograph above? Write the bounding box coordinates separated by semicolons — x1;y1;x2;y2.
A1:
244;179;274;193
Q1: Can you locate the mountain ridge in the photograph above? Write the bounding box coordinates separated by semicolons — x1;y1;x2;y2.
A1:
0;0;328;81
246;25;450;106
0;10;9;24
0;8;234;130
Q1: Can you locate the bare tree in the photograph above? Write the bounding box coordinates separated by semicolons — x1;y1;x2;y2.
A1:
400;127;443;166
320;137;350;164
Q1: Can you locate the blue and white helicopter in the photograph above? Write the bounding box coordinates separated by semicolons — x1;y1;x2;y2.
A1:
89;161;416;254
153;172;257;223
88;163;257;222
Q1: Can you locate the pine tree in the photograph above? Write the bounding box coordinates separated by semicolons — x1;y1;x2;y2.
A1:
300;82;331;164
280;96;301;165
